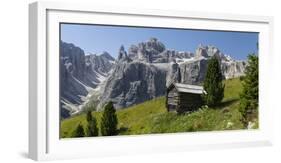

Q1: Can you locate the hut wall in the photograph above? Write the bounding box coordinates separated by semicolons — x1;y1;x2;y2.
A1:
177;93;203;113
166;88;179;111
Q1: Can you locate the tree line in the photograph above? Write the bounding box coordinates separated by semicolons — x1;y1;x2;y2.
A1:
203;54;258;127
72;101;118;137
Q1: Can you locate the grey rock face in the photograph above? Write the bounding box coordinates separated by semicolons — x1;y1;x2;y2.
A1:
155;50;194;63
128;37;166;62
128;38;194;63
179;58;208;85
60;41;115;118
221;60;247;79
85;52;115;80
60;42;88;117
176;51;195;60
118;45;132;63
195;45;209;58
166;62;181;87
195;45;226;60
60;41;86;79
128;44;138;60
100;51;115;61
97;62;167;110
192;45;247;80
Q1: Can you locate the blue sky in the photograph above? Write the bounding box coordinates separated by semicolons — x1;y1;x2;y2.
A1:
61;23;258;60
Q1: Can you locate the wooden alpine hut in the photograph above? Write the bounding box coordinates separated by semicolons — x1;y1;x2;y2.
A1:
166;83;206;114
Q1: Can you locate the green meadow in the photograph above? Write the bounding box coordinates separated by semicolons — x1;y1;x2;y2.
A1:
61;78;257;138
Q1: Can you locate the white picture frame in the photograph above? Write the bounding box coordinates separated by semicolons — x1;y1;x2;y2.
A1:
29;1;274;161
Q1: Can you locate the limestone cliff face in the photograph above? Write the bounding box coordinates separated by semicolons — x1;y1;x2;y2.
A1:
60;41;115;118
194;45;246;79
178;58;208;85
97;62;167;110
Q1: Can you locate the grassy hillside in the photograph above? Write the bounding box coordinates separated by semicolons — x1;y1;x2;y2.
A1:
61;78;254;138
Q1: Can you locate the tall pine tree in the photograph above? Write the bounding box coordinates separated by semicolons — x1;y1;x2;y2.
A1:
239;54;258;120
203;56;224;106
100;102;118;136
86;111;98;137
72;123;85;138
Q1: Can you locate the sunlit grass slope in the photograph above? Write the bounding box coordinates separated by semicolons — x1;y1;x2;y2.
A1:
61;78;249;138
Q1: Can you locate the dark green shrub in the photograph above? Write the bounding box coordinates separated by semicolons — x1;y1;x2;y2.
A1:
72;123;85;138
100;102;118;136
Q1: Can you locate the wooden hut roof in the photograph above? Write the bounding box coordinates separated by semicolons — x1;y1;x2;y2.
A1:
168;83;206;94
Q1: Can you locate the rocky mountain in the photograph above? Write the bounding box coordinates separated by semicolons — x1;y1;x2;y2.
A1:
85;52;115;80
60;41;115;118
127;37;194;63
97;61;167;110
118;45;132;62
60;38;247;117
193;44;246;79
96;38;246;110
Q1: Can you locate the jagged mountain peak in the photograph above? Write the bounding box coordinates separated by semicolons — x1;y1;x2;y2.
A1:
139;37;166;53
100;51;115;61
126;38;237;63
118;45;131;62
149;37;158;42
127;37;166;62
86;51;115;60
195;44;233;61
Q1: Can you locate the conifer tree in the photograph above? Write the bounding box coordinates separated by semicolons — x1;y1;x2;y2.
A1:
86;110;92;122
86;111;98;137
203;56;224;106
239;54;258;120
100;102;118;136
72;123;85;138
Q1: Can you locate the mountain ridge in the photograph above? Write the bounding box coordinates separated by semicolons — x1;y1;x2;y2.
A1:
60;38;247;117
